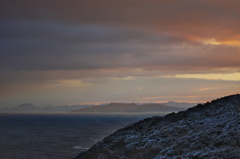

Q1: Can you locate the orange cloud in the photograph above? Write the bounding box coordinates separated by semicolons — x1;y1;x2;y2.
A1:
1;0;240;107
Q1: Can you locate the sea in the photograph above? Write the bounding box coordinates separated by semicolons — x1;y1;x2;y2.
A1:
0;113;154;159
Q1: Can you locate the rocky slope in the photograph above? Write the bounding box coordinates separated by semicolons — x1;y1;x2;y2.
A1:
75;94;240;159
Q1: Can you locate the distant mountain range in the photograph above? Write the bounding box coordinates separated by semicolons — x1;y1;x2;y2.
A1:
0;102;198;114
0;103;93;113
163;101;198;108
71;103;188;114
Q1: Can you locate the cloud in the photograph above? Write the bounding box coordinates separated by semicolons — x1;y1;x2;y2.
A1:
1;0;240;72
2;0;240;39
0;0;240;107
165;72;240;81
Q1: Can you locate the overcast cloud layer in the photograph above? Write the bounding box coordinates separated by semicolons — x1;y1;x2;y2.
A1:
0;0;240;107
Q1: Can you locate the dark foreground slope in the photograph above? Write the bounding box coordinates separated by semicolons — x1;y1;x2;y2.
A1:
75;94;240;159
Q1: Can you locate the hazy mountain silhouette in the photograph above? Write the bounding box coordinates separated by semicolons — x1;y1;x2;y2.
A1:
163;101;198;108
0;102;197;114
71;103;185;114
0;104;93;113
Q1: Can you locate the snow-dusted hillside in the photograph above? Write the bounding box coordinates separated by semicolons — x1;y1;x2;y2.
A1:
74;94;240;159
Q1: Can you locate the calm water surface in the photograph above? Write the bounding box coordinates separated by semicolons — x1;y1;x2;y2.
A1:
0;113;150;159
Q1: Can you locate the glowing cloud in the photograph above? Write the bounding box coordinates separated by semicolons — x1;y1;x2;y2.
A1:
203;39;221;45
165;73;240;81
202;39;240;46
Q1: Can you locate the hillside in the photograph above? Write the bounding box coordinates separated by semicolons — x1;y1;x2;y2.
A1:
71;103;185;114
74;94;240;159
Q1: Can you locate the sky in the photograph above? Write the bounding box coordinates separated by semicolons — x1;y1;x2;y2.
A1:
0;0;240;108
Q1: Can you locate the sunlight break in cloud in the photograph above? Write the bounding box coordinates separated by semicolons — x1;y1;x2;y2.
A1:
164;73;240;81
202;38;240;46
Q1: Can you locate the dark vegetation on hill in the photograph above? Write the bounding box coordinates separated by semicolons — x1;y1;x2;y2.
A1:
74;94;240;159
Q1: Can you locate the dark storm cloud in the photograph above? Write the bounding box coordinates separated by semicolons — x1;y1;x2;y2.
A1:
0;0;240;106
1;0;240;71
1;17;240;72
0;20;180;44
2;0;240;38
0;17;195;71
